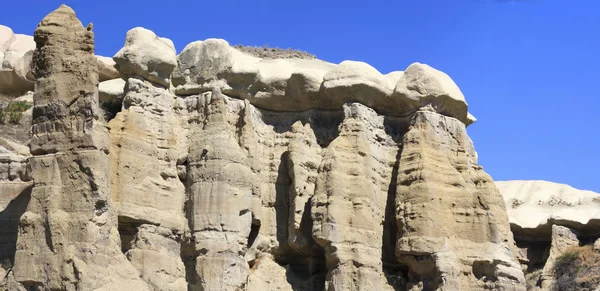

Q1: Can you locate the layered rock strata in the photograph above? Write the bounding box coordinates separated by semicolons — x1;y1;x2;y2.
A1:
11;5;148;290
0;5;528;291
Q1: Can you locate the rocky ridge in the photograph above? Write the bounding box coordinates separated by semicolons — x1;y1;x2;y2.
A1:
0;4;541;291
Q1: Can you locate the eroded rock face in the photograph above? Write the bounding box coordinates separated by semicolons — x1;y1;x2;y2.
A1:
394;110;524;290
539;225;580;290
11;5;149;290
0;4;528;291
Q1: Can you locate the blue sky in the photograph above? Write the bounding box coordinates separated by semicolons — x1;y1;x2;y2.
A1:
3;0;599;192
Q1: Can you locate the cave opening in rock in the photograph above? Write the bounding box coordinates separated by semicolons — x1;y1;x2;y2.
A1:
515;239;551;273
100;98;123;122
117;218;141;254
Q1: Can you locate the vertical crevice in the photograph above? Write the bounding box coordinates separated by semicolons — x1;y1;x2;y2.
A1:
275;151;291;243
182;161;199;291
382;144;407;291
382;116;411;291
180;231;198;291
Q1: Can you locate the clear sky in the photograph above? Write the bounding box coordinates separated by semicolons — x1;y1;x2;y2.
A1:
3;0;599;192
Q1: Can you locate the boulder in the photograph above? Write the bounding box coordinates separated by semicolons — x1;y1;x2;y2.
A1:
97;55;120;81
172;38;238;94
113;27;177;87
393;62;469;123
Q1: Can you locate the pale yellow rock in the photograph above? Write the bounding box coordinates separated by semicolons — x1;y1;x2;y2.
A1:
540;225;580;290
187;89;253;290
311;103;400;291
12;5;150;290
393;62;469;123
125;225;187;291
113;27;177;87
99;78;125;103
247;256;294;291
0;5;530;290
109;78;187;231
395;110;525;290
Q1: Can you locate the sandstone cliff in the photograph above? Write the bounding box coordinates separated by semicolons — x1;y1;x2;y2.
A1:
0;5;527;291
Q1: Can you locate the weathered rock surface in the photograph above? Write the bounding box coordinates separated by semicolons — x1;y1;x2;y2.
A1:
97;55;120;82
171;39;475;125
497;180;600;241
0;4;532;291
539;225;580;290
11;5;149;290
394;110;524;290
113;27;177;87
99;78;125;103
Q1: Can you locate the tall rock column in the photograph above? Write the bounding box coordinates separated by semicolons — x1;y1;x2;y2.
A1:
187;89;253;290
311;103;399;291
395;110;525;290
12;5;148;290
110;27;187;291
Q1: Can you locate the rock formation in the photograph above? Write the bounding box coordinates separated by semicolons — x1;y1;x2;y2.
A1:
11;5;148;290
497;180;600;290
0;4;535;290
497;180;600;241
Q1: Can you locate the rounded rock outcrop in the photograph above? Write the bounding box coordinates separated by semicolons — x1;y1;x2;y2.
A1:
172;38;237;94
497;180;600;240
393;62;469;123
113;27;177;87
321;60;394;108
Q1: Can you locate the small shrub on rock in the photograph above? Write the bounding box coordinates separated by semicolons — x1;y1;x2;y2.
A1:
553;245;600;291
0;101;32;124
